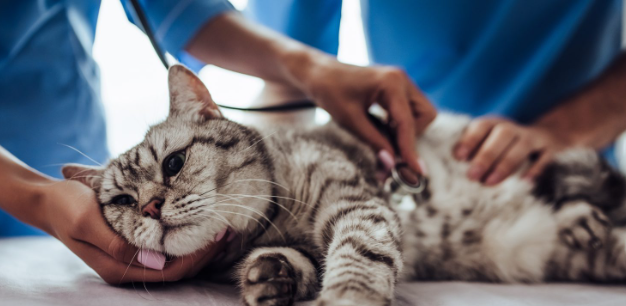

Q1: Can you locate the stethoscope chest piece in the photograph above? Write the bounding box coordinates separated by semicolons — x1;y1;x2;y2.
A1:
384;163;428;206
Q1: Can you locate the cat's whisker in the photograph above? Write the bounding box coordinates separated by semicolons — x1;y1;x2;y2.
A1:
121;245;142;285
211;202;272;226
271;195;312;208
57;143;103;166
196;177;287;198
68;175;104;180
217;193;298;221
197;212;233;228
234;178;290;192
207;209;286;242
239;130;279;153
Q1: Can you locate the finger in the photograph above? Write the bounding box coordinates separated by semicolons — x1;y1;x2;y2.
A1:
78;236;227;285
68;239;167;285
383;90;423;174
524;150;554;181
406;82;437;133
162;236;229;280
344;107;395;157
75;209;144;267
467;125;518;181
455;119;498;160
483;139;532;186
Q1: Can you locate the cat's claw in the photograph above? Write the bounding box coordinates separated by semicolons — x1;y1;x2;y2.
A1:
242;254;297;306
556;200;611;251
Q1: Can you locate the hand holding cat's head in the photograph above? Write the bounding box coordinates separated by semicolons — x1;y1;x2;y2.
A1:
63;65;273;256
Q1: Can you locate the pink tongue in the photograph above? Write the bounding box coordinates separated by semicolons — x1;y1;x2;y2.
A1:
138;249;166;270
214;227;228;242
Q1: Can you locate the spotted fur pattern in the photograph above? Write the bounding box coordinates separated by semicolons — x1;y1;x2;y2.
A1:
63;65;626;306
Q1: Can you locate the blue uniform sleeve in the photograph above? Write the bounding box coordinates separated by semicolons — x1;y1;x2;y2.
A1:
245;0;342;56
120;0;235;58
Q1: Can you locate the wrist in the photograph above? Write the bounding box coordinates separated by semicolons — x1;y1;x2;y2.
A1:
277;44;333;95
25;179;57;234
530;122;578;148
0;176;56;234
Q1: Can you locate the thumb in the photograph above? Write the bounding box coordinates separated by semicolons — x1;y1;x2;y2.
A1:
79;213;152;268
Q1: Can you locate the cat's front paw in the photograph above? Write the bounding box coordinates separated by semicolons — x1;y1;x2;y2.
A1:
242;254;297;306
556;200;611;250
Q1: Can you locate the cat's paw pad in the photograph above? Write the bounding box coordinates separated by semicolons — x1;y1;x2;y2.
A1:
556;200;611;250
242;254;297;306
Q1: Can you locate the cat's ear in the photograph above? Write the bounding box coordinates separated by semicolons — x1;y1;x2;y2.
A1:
62;164;103;190
168;64;222;121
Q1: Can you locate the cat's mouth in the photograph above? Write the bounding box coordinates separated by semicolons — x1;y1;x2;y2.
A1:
159;224;237;256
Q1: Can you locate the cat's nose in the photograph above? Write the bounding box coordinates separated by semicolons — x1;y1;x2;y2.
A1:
142;198;163;220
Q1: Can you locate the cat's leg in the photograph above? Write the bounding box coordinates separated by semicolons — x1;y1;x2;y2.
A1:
547;199;626;282
238;246;320;306
554;200;612;251
313;197;402;306
549;226;626;282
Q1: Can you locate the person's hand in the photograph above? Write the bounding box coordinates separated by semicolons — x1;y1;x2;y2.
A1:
39;180;226;285
298;58;437;174
454;117;567;185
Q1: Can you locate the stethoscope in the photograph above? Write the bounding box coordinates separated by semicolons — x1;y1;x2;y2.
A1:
128;0;428;205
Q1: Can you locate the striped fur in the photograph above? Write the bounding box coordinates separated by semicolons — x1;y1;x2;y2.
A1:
63;65;626;306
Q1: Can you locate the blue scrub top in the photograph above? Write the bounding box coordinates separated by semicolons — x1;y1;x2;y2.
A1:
0;0;234;237
247;0;623;161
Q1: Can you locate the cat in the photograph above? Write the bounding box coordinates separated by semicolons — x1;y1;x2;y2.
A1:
63;64;626;306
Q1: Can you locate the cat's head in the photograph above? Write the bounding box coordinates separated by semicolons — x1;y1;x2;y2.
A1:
63;65;274;256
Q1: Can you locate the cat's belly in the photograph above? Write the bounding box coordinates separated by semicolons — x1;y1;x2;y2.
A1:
399;114;560;282
400;187;559;282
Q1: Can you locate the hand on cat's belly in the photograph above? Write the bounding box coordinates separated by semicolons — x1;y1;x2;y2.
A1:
454;117;567;185
40;180;227;285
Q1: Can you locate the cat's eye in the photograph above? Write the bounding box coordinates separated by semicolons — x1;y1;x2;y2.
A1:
164;152;186;177
111;195;136;205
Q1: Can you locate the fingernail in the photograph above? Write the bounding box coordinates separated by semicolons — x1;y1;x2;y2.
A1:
522;174;535;183
378;150;395;172
467;165;484;181
417;159;429;176
214;227;228;242
485;173;501;185
138;249;166;270
227;230;237;242
455;146;470;160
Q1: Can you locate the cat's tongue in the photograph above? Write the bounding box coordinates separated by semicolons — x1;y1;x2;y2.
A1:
138;228;235;271
214;227;228;242
215;227;237;243
138;249;166;270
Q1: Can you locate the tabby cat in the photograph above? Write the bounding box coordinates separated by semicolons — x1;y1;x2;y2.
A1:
63;65;626;306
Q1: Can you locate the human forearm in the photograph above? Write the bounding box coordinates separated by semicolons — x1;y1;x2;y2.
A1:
0;146;54;233
185;11;437;174
534;53;626;149
185;12;329;93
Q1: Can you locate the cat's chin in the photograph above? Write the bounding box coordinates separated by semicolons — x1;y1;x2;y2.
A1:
160;224;221;256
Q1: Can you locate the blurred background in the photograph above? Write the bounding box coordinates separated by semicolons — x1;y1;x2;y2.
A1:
94;0;626;171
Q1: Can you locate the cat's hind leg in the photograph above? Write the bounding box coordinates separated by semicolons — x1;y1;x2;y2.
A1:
313;197;402;306
554;200;612;251
238;246;320;306
549;226;626;282
548;200;626;282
